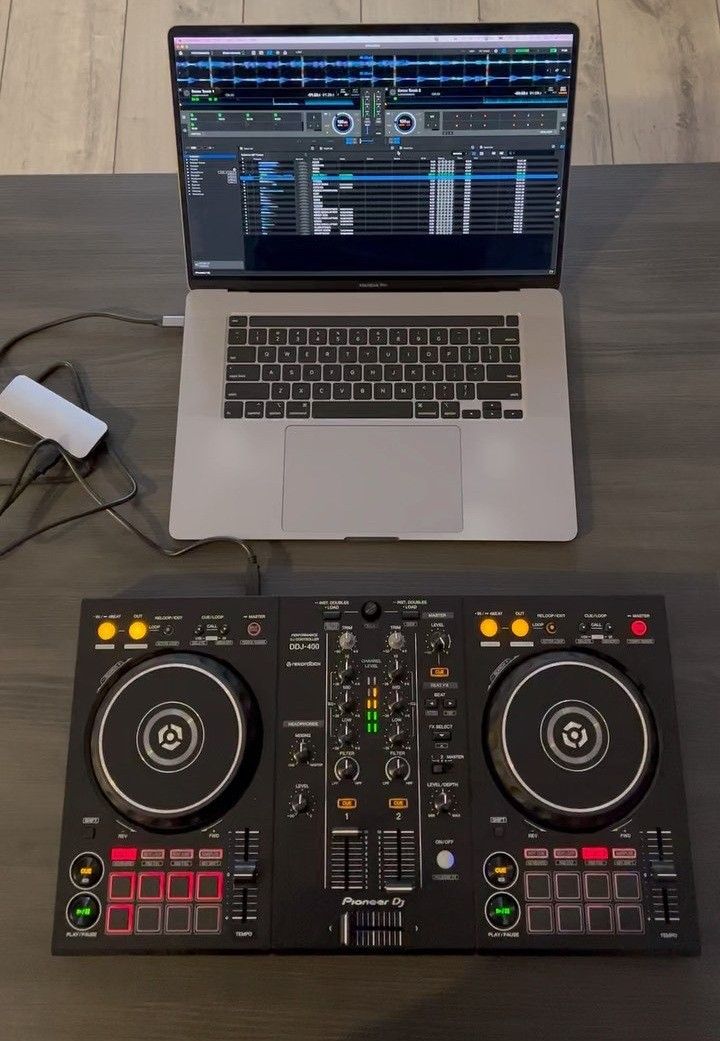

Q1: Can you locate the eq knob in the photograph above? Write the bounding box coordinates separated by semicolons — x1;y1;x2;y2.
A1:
433;790;455;813
338;693;357;715
338;631;357;651
388;663;406;684
335;756;360;781
387;631;405;652
338;725;355;747
292;741;313;764
291;791;310;814
385;756;410;781
338;664;356;684
430;632;451;655
389;728;405;748
389;694;407;715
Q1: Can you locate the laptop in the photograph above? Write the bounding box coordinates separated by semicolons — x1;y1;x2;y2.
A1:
168;22;579;541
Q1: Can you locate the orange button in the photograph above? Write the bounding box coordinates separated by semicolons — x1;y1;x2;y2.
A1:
511;618;530;638
430;666;449;678
337;797;357;810
96;621;117;641
389;797;408;810
128;620;149;641
479;617;499;639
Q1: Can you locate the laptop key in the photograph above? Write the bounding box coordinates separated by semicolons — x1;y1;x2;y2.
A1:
339;346;358;363
303;364;322;381
226;383;269;400
369;328;388;345
349;328;368;345
384;364;402;381
425;364;443;381
269;328;288;345
344;365;362;381
224;402;244;417
353;383;373;400
262;364;281;381
374;383;393;400
228;316;247;328
329;328;347;345
502;345;521;363
461;409;482;418
441;401;460;418
405;365;424;382
394;383;413;400
461;346;480;363
466;364;485;381
298;345;317;363
257;345;275;363
309;328;328;345
266;401;285;418
504;409;524;419
244;401;264;418
420;346;439;363
505;315;520;327
429;328;449;345
287;402;310;418
319;346;337;363
324;364;342;381
292;383;311;399
449;329;469;345
409;328;428;345
389;328;408;345
333;383;352;400
457;383;475;400
278;346;297;363
435;383;454;400
227;347;256;364
445;364;463;381
491;328;520;345
313;382;331;399
283;364;301;381
288;328;307;345
312;403;413;419
415;402;439;418
248;328;267;345
487;364;521;382
469;328;489;344
483;401;503;418
365;365;383;381
400;346;419;363
359;346;378;363
476;383;522;400
228;328;248;345
379;346;398;364
481;346;500;364
226;364;261;381
440;346;459;363
271;383;291;400
415;383;433;400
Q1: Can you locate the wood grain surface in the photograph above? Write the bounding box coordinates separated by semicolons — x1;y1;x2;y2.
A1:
0;165;718;1040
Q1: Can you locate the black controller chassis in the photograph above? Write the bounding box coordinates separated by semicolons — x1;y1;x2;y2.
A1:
53;596;699;954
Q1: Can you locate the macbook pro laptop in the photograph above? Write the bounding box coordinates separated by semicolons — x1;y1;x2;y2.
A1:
168;22;579;541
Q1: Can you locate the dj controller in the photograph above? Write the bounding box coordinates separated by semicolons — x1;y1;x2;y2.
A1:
53;596;699;955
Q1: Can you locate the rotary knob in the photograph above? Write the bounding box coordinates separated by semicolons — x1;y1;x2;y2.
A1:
390;694;407;715
388;663;406;684
335;756;360;781
387;631;405;651
430;632;451;654
338;693;356;715
338;664;356;684
385;756;410;781
433;790;455;813
338;725;355;747
389;728;405;748
291;791;310;814
338;631;356;651
292;741;313;764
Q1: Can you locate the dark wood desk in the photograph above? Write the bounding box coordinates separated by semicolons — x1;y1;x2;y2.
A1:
0;166;718;1041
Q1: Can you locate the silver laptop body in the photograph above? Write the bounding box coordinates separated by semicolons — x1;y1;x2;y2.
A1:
168;23;579;541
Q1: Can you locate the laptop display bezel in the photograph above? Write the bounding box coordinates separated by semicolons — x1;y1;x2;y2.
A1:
169;22;580;292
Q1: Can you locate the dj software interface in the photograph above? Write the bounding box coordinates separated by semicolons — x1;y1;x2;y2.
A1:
173;32;574;277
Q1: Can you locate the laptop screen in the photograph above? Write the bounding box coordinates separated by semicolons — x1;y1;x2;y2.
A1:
170;26;577;285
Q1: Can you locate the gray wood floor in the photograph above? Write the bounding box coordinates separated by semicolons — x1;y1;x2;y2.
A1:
0;0;719;173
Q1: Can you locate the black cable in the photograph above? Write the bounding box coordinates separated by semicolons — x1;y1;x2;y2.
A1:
0;310;162;364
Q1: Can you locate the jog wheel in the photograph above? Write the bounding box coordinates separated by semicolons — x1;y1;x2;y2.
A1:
90;653;261;831
484;651;657;831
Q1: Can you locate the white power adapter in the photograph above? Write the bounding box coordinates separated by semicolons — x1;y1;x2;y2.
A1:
0;375;107;458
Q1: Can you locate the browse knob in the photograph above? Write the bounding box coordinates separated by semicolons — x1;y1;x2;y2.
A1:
338;631;357;651
387;631;405;652
335;756;360;781
385;756;410;781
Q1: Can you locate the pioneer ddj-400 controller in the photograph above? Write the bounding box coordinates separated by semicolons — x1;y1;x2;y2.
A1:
53;596;699;955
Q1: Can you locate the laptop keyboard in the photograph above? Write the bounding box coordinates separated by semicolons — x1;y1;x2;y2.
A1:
223;316;522;421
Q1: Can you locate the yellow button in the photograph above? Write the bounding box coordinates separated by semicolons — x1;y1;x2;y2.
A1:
479;617;499;639
511;618;531;638
128;620;149;641
96;621;117;641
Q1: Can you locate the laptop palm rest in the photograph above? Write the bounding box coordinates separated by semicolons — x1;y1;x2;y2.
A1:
281;425;463;535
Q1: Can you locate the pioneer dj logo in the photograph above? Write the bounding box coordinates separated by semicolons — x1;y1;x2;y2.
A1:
157;722;183;752
561;720;588;750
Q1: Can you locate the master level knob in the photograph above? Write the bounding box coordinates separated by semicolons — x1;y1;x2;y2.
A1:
291;792;310;814
335;756;360;781
433;791;455;813
387;631;405;652
338;631;357;651
386;756;410;781
430;632;451;655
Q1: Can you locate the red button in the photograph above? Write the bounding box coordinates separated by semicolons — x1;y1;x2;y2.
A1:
630;618;648;637
553;847;578;860
105;903;134;935
199;848;223;860
137;872;165;901
110;846;137;863
612;847;637;860
196;871;223;901
108;872;136;901
166;871;194;901
523;847;549;860
581;846;609;861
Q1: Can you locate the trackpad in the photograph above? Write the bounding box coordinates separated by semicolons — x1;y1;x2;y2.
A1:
282;424;463;535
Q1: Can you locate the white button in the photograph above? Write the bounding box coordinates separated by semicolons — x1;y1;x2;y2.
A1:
436;849;455;870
